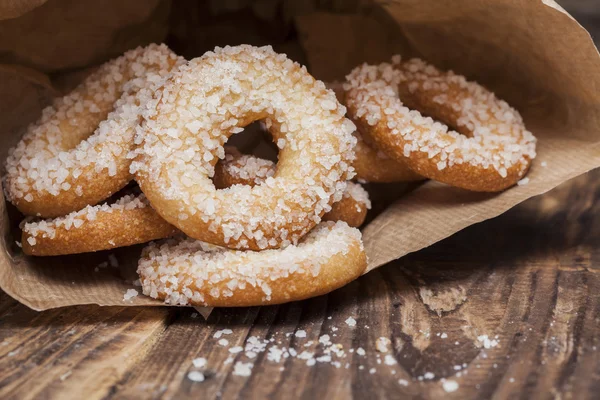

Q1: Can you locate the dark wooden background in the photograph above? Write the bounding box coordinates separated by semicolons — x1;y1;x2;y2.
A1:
1;1;599;399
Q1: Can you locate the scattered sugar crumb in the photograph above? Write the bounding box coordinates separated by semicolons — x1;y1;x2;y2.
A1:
214;329;233;339
440;333;448;339
123;289;138;301
376;337;391;352
294;330;307;338
541;161;547;167
424;372;435;380
443;380;459;393
477;335;499;349
345;317;357;327
517;177;529;186
384;355;397;365
369;368;376;374
187;371;205;382
229;346;243;354
398;379;409;386
192;357;207;368
356;347;366;356
233;362;253;377
59;371;72;381
319;334;332;346
218;339;229;346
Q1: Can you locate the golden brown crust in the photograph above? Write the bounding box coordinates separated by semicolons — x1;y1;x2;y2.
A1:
352;132;424;183
22;203;178;256
14;169;133;218
322;192;368;227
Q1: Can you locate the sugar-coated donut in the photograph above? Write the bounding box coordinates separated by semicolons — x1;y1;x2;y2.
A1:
344;56;537;192
21;194;177;256
213;148;371;227
4;44;182;217
132;45;356;251
137;221;367;307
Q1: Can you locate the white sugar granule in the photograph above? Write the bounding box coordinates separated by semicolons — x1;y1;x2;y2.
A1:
356;347;366;356
541;161;547;167
384;355;397;366
345;317;357;327
443;380;459;393
192;357;207;368
295;330;307;338
187;371;205;382
233;362;253;377
440;332;448;339
229;346;243;354
218;339;229;347
376;337;391;352
59;371;72;381
477;335;499;349
398;379;409;386
123;289;138;301
319;334;332;346
214;329;233;339
517;177;530;186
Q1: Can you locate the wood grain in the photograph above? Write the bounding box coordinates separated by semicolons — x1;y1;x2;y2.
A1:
1;1;599;399
1;168;599;399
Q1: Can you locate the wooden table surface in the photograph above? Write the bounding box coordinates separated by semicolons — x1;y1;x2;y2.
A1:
0;171;598;400
2;2;600;399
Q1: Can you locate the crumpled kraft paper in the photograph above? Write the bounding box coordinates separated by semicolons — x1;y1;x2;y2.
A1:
0;0;598;310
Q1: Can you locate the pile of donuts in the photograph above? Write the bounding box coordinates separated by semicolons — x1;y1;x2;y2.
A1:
3;44;536;307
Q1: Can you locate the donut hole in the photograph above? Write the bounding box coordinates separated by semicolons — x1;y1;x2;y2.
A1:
212;120;281;189
397;90;473;138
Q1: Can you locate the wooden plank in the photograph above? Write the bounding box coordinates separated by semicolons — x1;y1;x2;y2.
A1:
0;305;170;400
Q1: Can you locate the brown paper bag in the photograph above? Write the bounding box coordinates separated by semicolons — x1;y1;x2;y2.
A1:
0;0;598;310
